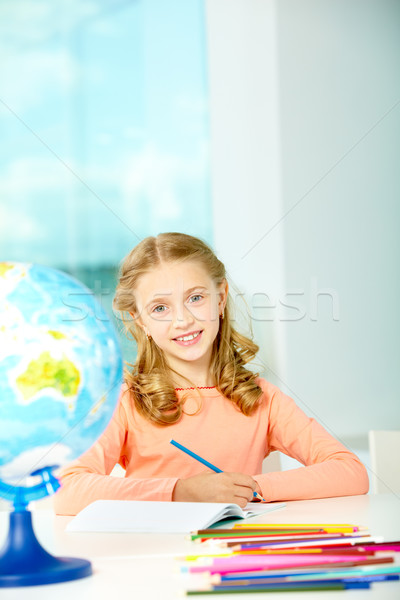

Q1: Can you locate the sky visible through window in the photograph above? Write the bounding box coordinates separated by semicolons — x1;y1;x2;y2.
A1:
0;0;212;360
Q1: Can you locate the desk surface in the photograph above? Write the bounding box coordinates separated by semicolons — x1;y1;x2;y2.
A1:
1;494;400;600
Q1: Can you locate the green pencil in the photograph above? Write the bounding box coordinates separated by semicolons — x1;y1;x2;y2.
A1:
186;582;350;594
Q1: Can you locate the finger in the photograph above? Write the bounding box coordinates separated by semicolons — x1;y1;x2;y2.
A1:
233;485;255;503
228;473;257;491
234;496;248;509
255;482;263;495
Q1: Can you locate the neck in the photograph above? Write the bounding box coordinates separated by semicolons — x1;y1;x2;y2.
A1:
168;357;214;389
172;370;215;389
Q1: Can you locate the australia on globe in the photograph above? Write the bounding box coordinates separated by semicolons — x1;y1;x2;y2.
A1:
0;262;123;486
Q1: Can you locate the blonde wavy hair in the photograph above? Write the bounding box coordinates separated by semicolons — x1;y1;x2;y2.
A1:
113;232;262;425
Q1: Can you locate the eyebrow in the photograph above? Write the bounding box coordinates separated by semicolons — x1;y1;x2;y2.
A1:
145;286;208;310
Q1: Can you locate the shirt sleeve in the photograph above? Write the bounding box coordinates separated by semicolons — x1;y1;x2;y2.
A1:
253;384;369;501
53;391;178;516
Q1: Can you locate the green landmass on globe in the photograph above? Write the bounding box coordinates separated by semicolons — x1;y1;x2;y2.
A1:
48;330;67;340
0;261;123;483
16;350;81;402
0;263;15;278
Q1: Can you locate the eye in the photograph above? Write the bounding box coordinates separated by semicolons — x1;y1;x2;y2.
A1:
189;294;203;303
152;304;167;313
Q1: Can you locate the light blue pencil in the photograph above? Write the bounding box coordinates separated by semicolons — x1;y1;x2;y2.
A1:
170;439;265;502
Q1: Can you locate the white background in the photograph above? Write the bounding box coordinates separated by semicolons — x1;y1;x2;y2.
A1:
206;0;400;464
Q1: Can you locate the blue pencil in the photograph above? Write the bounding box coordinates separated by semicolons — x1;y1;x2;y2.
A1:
170;439;265;502
219;574;400;584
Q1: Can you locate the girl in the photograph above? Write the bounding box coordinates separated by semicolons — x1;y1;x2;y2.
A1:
54;232;368;515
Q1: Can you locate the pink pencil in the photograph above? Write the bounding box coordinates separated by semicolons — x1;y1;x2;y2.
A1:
187;553;390;575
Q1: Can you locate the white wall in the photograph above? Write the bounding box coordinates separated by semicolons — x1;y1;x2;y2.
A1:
205;0;287;381
205;0;400;452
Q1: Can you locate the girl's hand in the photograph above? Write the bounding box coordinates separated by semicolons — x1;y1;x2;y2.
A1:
252;480;265;502
172;471;260;508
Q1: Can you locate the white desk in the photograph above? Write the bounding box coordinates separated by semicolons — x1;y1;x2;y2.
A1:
1;494;400;600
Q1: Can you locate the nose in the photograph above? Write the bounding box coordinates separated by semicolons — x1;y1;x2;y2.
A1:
172;303;195;330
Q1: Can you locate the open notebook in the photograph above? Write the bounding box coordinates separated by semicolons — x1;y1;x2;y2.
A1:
66;500;286;533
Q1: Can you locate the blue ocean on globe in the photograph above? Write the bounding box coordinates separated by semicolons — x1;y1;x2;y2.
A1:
0;262;123;483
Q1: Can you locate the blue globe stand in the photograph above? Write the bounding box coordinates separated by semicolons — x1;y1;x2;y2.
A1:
0;466;92;587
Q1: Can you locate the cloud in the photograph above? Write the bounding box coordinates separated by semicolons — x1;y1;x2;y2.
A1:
0;204;41;244
1;50;78;114
0;2;100;48
121;141;209;219
0;140;210;251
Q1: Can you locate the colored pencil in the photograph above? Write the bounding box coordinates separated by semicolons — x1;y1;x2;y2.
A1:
192;531;359;541
186;581;370;594
210;574;400;588
211;563;400;579
196;528;327;534
182;521;400;596
228;542;400;554
232;548;376;556
193;529;343;537
219;569;400;585
185;553;393;575
221;535;381;548
170;439;265;502
182;547;377;562
233;523;363;533
214;580;371;590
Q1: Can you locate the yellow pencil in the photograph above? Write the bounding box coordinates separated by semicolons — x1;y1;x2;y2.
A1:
182;548;323;561
233;523;365;533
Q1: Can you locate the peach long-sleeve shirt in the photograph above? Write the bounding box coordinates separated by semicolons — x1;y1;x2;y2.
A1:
53;378;369;515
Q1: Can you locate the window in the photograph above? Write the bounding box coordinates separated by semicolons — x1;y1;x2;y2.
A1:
0;0;212;361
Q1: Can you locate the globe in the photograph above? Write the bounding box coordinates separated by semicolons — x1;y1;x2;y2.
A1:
0;262;123;586
0;261;123;486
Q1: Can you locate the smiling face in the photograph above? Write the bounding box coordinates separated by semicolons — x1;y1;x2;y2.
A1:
132;260;228;385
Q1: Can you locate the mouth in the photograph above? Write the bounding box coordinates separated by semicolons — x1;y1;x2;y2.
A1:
173;330;203;346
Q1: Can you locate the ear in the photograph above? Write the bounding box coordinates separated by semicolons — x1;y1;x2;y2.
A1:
130;311;151;339
218;278;229;314
129;311;143;328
